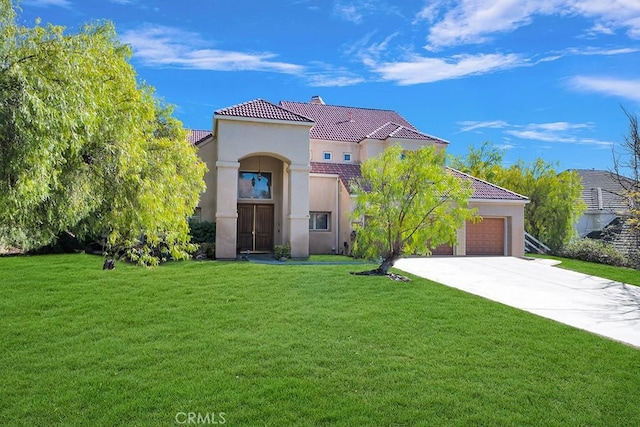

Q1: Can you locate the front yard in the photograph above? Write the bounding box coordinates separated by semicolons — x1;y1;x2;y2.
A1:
1;254;638;426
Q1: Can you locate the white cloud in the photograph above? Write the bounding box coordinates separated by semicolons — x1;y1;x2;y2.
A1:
536;122;592;131
458;120;510;132
507;129;577;143
121;25;304;74
307;74;365;87
305;62;365;87
569;75;640;102
506;122;612;147
565;46;640;56
372;53;526;85
458;119;611;147
334;2;363;23
22;0;71;7
418;0;640;50
333;0;402;24
496;143;516;150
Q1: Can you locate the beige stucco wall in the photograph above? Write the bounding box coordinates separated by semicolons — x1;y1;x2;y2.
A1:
309;174;339;254
213;116;313;259
340;189;357;255
310;139;360;163
307;175;360;255
358;138;446;162
196;137;217;222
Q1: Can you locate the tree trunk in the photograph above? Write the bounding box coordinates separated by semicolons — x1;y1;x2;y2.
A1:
375;255;396;275
351;251;410;281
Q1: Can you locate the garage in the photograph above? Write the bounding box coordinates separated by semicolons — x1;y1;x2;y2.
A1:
431;243;453;255
466;217;505;255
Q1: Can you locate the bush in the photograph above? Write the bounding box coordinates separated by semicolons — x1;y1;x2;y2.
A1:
189;221;216;244
558;238;629;267
193;242;215;260
274;244;291;260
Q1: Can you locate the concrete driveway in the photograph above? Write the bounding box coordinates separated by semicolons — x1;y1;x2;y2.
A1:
395;257;640;348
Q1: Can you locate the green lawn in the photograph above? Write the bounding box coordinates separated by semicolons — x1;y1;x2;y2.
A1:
1;254;639;426
529;254;640;286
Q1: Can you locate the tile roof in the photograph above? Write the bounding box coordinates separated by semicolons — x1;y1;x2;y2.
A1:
187;129;212;145
366;122;438;140
280;100;447;144
448;168;528;201
572;169;635;212
310;162;362;190
215;99;314;123
311;162;528;201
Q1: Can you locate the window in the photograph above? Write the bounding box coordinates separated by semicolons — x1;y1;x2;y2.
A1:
238;171;272;199
309;212;330;231
343;152;352;162
323;151;332;161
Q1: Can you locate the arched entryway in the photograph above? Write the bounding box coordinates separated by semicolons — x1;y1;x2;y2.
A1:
236;154;284;253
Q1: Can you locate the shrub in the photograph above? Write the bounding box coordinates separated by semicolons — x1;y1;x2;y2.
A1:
193;242;215;260
189;221;216;244
558;238;629;267
274;244;291;260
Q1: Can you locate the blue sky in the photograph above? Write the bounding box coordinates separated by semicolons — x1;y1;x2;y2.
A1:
16;0;640;172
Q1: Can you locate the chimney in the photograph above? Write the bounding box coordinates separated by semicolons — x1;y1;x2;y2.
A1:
310;95;325;105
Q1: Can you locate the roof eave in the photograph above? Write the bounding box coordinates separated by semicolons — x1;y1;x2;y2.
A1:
469;198;530;204
214;114;315;127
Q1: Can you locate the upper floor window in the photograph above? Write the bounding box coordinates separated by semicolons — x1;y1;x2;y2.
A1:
343;152;352;162
323;151;332;161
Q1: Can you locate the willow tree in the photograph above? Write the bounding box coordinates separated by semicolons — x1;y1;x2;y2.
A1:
451;142;584;252
351;145;477;277
0;1;206;265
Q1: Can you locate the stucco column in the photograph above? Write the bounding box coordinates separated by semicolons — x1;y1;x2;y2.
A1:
215;160;240;260
288;163;311;258
455;224;466;255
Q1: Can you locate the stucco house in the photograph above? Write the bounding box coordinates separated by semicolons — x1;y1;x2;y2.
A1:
189;96;528;259
573;169;633;237
573;169;638;255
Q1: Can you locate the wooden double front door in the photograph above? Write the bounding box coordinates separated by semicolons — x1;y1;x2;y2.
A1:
237;204;274;252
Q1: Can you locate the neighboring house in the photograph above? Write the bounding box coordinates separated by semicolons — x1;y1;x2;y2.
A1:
572;169;638;255
189;96;528;259
573;169;633;237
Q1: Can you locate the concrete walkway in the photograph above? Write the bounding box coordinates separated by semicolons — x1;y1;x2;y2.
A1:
395;257;640;348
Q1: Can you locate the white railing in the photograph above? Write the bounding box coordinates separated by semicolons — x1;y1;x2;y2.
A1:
524;231;550;254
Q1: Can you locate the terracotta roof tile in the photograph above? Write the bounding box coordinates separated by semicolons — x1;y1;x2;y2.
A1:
447;168;528;201
215;99;313;123
311;162;528;201
310;162;362;190
280;101;447;144
187;129;212;145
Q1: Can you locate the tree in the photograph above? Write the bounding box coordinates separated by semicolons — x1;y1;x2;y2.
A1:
497;160;584;251
448;141;504;182
351;145;478;278
0;1;207;265
612;108;640;265
451;142;585;252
